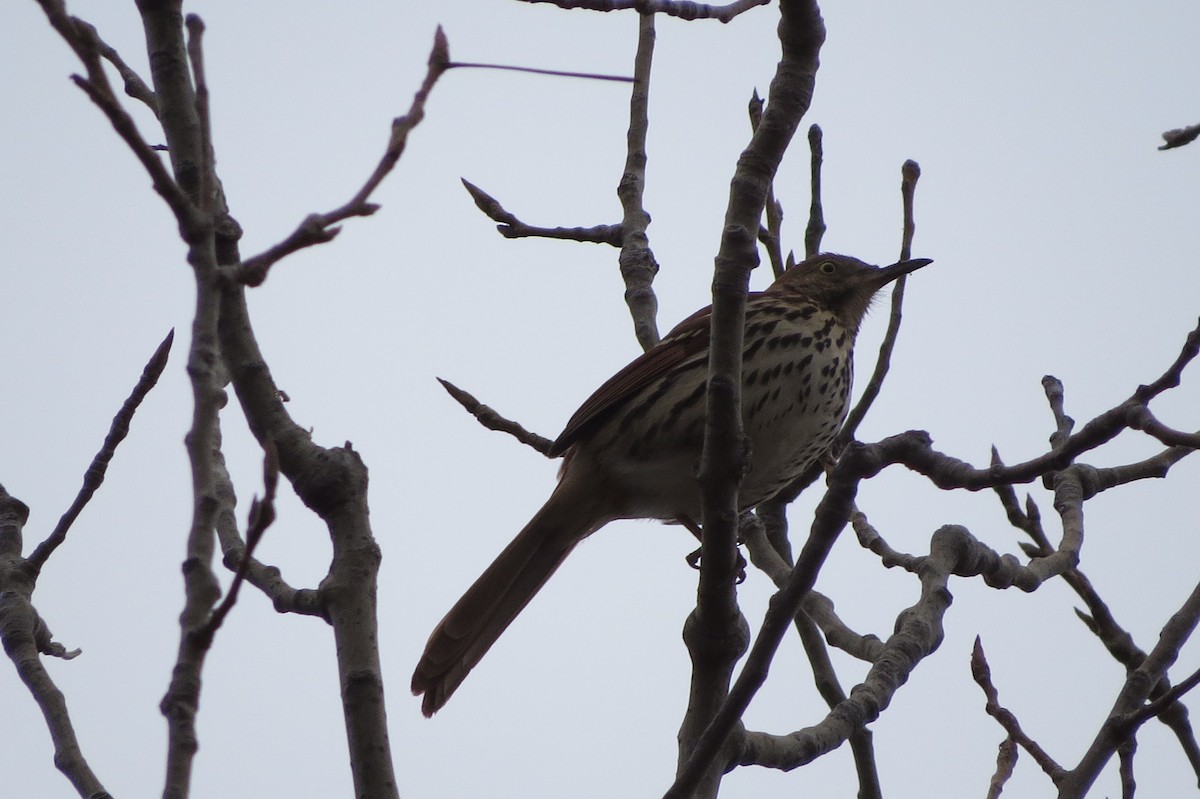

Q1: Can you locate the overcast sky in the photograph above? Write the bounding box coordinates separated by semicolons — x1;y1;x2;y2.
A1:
3;1;1200;797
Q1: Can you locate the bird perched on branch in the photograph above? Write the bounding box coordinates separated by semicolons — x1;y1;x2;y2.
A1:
412;252;931;716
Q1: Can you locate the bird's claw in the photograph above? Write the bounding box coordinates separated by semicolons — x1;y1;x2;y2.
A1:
685;546;747;584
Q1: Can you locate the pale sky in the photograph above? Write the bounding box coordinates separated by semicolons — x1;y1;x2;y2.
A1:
3;1;1199;797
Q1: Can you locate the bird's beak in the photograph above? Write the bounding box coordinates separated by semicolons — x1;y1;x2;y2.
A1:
875;257;933;286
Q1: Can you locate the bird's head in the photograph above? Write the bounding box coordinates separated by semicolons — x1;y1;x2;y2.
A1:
765;252;932;333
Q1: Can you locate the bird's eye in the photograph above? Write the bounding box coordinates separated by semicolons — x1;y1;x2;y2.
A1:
819;260;836;274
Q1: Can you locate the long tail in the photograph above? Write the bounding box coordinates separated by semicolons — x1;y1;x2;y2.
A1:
411;477;608;716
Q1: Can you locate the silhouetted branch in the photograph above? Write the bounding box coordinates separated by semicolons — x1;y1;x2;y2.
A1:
209;446;323;617
34;1;196;227
750;91;787;280
1159;122;1200;151
193;443;280;648
971;638;1067;785
185;16;216;215
674;0;827;792
1061;579;1200;797
447;60;633;82
461;179;625;245
804;124;825;258
616;13;663;350
29;330;174;571
517;0;769;21
993;448;1200;778
437;378;555;455
72;18;158;113
0;486;107;797
840;159;922;441
234;27;451;285
986;737;1018;799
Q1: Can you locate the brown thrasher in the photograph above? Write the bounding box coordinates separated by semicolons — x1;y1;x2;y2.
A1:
412;252;931;716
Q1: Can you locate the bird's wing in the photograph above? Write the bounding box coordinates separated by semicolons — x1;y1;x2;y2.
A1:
548;301;720;457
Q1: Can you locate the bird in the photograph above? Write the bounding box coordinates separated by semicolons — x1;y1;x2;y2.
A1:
412;252;931;716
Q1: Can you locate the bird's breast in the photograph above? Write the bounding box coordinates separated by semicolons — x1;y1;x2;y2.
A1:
737;307;853;506
576;303;855;519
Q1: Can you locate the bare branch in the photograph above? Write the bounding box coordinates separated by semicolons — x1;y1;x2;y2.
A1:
0;486;109;797
209;447;322;617
852;507;921;572
461;179;624;245
749;91;787;280
673;0;827;792
447;60;633;82
1061;578;1200;797
971;637;1067;784
1042;375;1075;448
1127;664;1200;731
192;443;280;648
185;16;215;215
517;0;770;22
736;515;995;773
33;2;197;227
437;378;555;455
987;737;1019;799
1125;406;1200;449
993;448;1200;776
804;123;825;257
1160;122;1200;150
839;159;922;441
233;27;451;285
72;18;158;114
28;330;174;571
1118;737;1137;799
792;609;883;799
616;13;663;350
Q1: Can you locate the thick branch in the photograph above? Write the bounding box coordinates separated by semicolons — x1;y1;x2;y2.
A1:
677;1;826;794
0;487;107;798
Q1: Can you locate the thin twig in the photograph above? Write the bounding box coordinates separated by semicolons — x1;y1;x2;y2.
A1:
461;179;624;245
750;91;786;279
1061;578;1200;797
839;160;921;442
233;27;451;285
804;124;825;257
28;330;174;571
987;737;1018;799
33;2;196;227
1042;375;1074;449
73;19;158;114
192;444;279;647
437;378;555;455
972;637;1067;784
185;16;214;214
1124;663;1200;730
517;0;769;22
209;437;323;617
447;60;633;82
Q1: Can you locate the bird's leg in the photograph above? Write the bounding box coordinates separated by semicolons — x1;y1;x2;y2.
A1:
679;515;747;584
